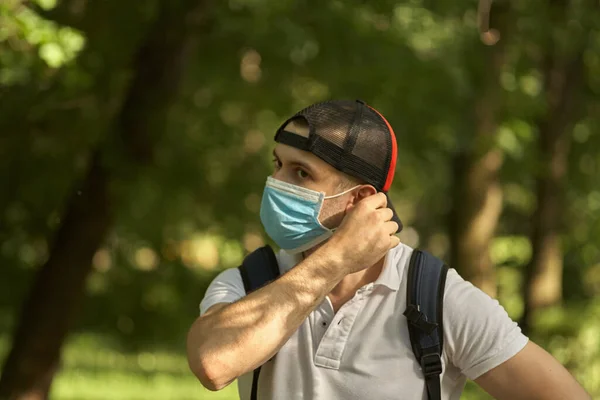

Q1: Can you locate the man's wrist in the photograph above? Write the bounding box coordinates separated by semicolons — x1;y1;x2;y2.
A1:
312;239;347;282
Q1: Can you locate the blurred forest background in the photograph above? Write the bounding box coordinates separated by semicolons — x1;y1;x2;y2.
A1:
0;0;599;399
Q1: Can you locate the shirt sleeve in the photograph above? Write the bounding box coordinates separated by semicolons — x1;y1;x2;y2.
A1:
199;268;246;316
443;268;529;380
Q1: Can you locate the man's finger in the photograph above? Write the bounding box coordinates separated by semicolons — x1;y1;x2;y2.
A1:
377;208;394;222
389;234;401;249
384;221;399;235
361;192;388;209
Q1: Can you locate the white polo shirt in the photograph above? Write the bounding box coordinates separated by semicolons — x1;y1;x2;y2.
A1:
200;243;529;400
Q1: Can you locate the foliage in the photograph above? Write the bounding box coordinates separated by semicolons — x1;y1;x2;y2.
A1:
0;0;599;398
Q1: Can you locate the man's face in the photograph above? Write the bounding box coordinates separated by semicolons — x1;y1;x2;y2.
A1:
270;120;362;229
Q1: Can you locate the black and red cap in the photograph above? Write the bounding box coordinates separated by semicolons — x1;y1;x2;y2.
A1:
274;99;402;231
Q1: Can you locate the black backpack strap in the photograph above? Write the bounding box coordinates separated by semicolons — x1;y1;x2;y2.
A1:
403;249;449;400
239;245;280;294
237;245;280;400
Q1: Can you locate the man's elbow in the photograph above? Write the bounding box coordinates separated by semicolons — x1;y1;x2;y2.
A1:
187;332;232;391
187;349;232;391
186;357;213;391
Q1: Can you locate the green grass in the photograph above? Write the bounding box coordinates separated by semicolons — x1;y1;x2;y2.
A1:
0;333;239;400
52;370;237;400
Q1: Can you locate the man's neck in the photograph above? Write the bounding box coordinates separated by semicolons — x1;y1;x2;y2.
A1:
303;243;387;302
329;257;385;299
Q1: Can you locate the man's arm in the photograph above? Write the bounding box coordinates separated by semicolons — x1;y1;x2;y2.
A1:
441;269;590;400
186;247;346;390
186;193;399;391
474;341;591;400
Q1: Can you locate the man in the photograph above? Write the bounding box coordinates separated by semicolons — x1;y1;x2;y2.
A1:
186;100;590;400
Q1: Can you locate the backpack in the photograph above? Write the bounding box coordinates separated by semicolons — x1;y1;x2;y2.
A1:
238;246;449;400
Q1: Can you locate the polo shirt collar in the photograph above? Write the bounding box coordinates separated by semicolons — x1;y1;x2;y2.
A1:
372;244;402;291
279;250;303;273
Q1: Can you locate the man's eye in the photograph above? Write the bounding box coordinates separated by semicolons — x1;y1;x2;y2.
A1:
297;169;309;179
272;158;281;169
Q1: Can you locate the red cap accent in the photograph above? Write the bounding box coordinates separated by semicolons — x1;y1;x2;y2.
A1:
368;106;397;192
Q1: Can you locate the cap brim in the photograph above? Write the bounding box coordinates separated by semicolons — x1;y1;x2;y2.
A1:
385;193;403;233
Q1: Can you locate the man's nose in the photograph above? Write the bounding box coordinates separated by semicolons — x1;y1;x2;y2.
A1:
271;170;281;181
271;170;288;183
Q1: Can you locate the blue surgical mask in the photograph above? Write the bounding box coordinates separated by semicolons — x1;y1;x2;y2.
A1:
259;177;359;254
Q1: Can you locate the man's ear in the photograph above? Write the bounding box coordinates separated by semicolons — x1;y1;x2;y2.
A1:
354;185;378;203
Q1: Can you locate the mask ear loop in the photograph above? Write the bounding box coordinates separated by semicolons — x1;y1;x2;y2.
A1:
323;185;362;200
318;185;364;235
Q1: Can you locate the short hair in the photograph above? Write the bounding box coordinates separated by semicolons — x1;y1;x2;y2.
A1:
337;172;365;191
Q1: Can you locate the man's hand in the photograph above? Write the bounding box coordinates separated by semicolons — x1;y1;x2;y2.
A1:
324;192;400;274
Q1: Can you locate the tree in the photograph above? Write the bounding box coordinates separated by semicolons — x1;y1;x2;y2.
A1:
520;0;595;332
448;1;510;296
0;1;206;398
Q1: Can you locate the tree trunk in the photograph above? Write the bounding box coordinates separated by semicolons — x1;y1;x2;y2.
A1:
520;0;590;332
0;152;111;400
0;2;205;398
450;150;503;297
449;3;509;297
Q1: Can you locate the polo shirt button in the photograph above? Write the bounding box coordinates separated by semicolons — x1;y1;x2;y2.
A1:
321;321;327;327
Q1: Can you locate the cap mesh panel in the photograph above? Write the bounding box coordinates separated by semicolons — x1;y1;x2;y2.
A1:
280;100;393;190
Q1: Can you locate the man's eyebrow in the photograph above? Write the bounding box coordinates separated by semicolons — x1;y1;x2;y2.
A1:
272;149;317;175
291;160;315;174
